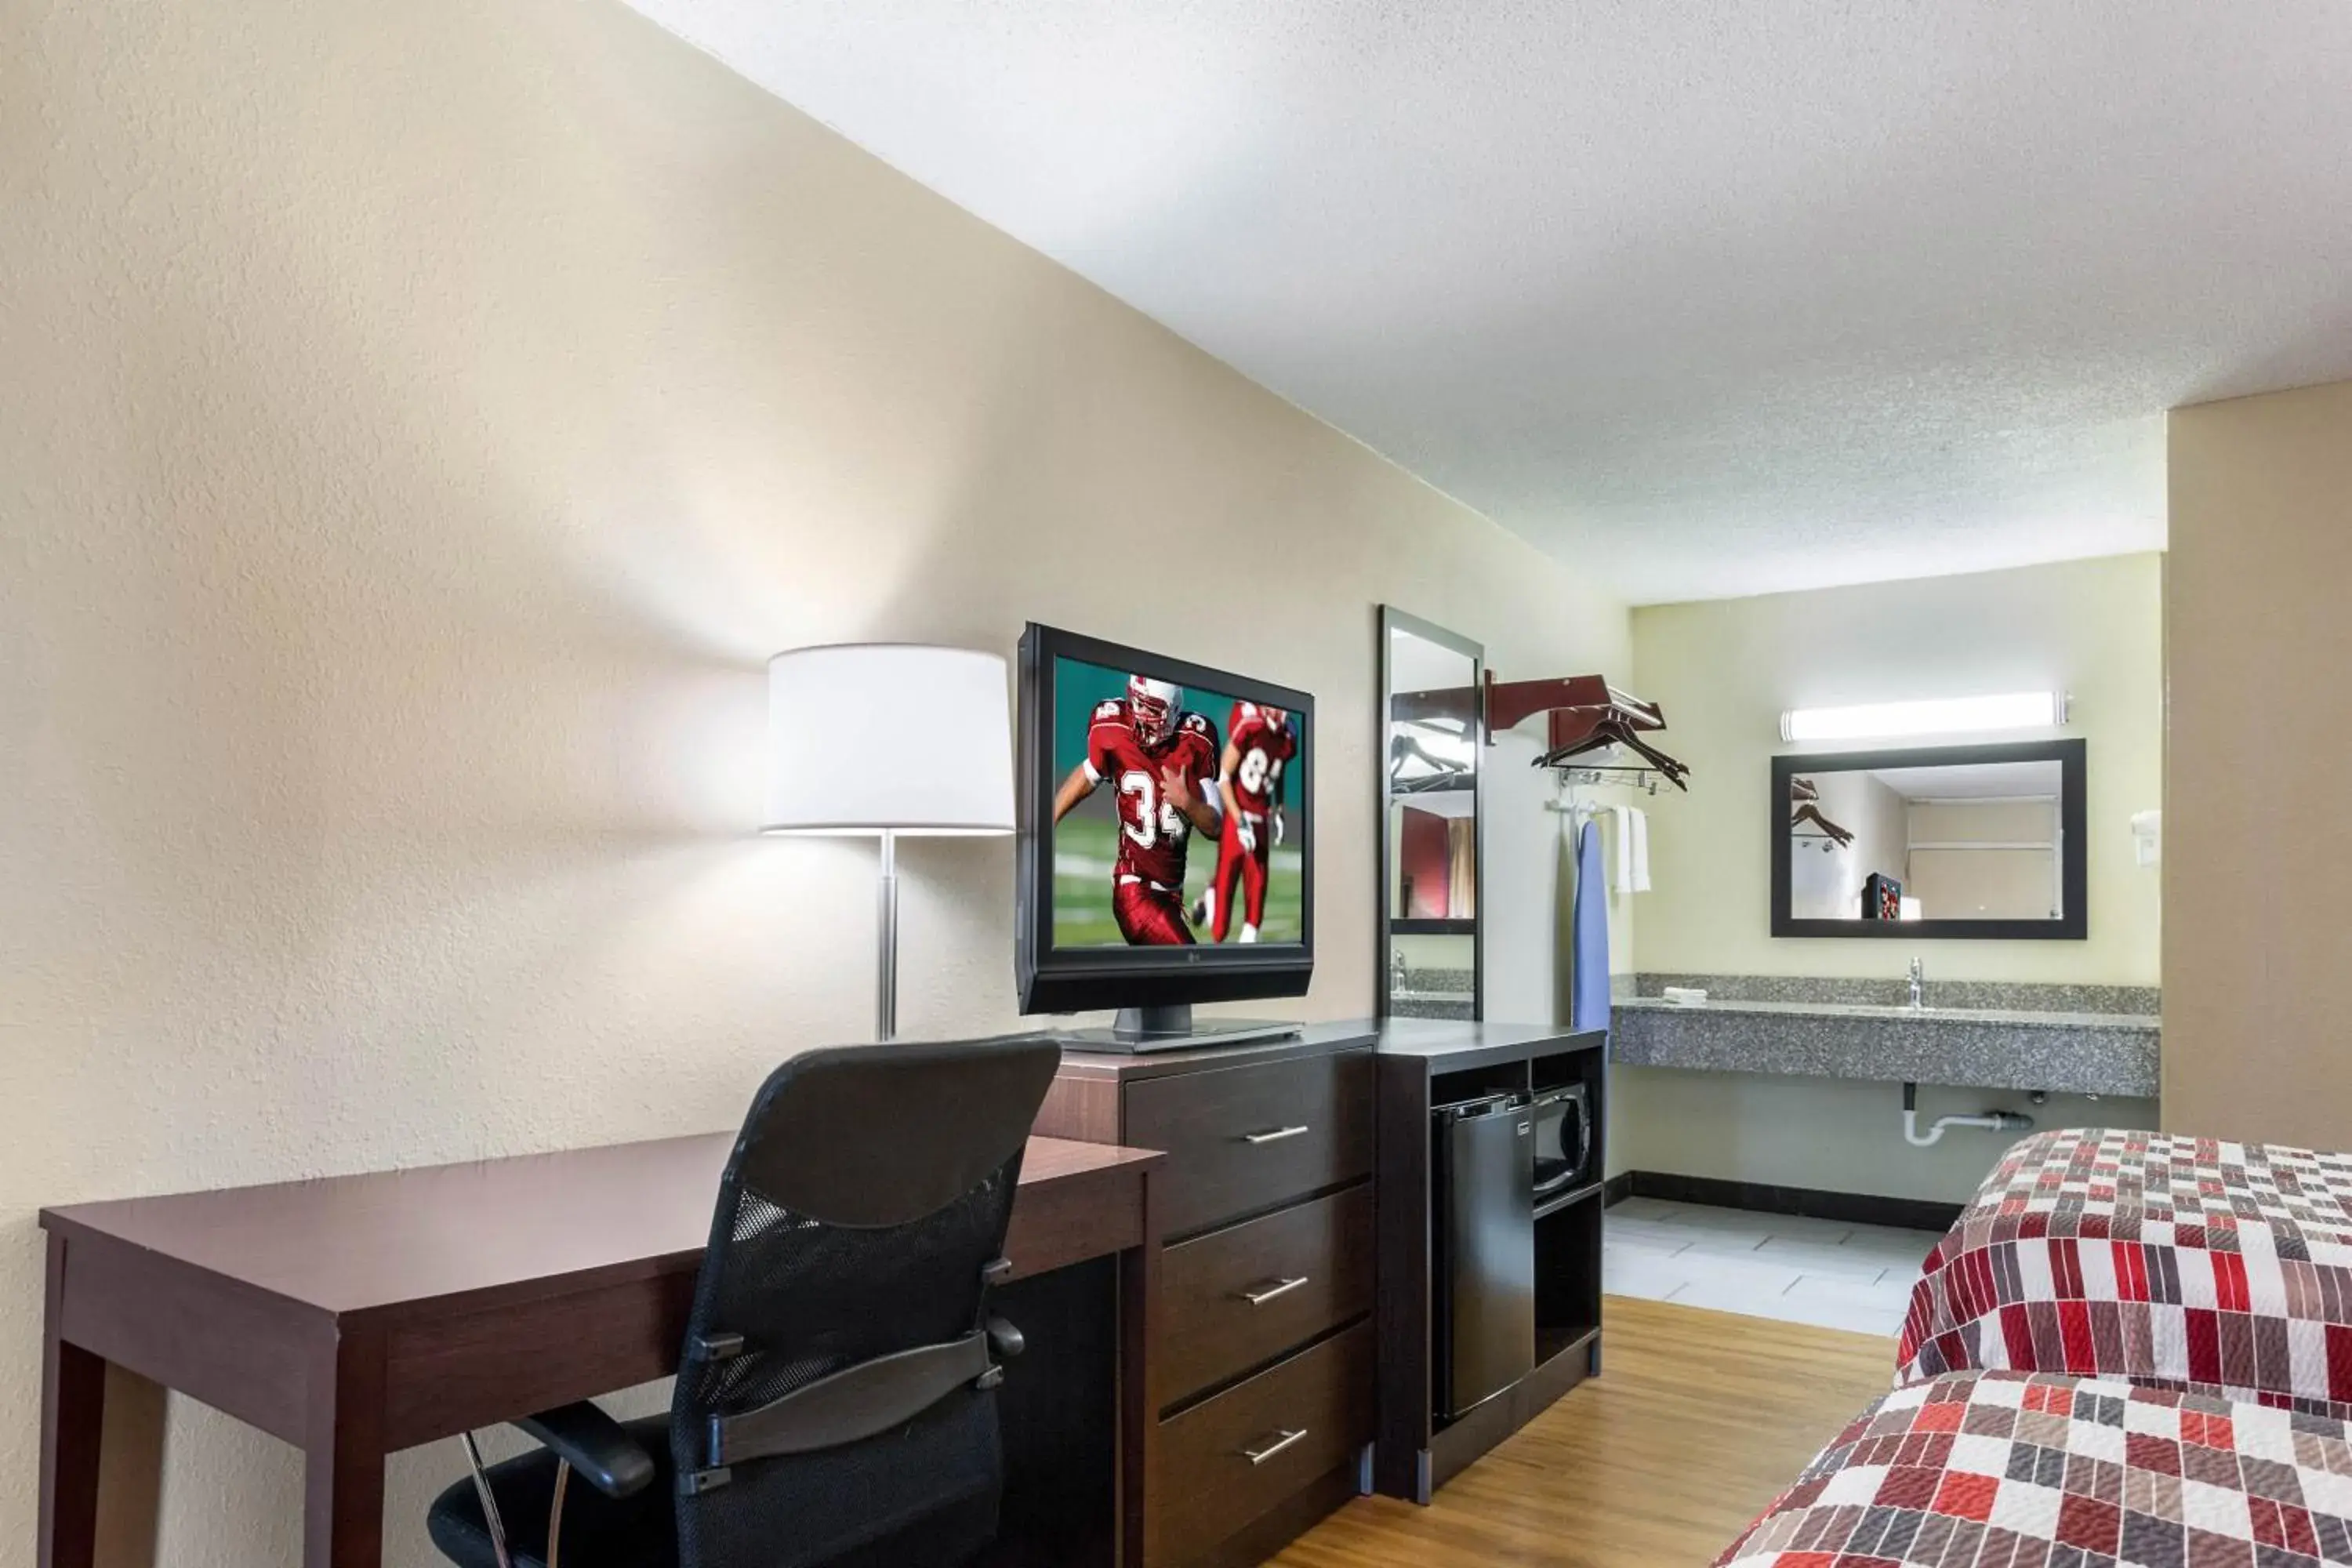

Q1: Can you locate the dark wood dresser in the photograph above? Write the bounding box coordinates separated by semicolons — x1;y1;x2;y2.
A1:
1036;1023;1379;1568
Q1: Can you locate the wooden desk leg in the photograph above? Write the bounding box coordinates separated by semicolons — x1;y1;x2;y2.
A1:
303;1323;390;1568
40;1235;105;1568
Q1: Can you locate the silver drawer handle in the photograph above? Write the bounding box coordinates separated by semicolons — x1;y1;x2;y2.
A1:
1238;1276;1310;1306
1242;1124;1311;1145
1241;1428;1308;1466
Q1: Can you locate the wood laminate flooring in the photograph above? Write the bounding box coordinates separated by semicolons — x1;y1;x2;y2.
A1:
1273;1294;1896;1567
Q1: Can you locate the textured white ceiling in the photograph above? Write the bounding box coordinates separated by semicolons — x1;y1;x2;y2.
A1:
623;1;2352;603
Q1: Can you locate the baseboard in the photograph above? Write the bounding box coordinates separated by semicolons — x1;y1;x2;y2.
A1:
1601;1171;1635;1208
1620;1170;1962;1234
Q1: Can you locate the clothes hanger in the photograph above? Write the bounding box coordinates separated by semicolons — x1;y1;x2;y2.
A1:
1389;731;1470;792
1789;800;1855;847
1791;802;1851;843
1513;675;1690;790
1544;719;1690;789
1606;729;1690;786
1538;714;1686;774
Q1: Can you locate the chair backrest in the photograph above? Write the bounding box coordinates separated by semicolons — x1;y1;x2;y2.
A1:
670;1035;1062;1568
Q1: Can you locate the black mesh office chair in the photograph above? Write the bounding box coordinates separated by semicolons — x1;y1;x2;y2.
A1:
426;1036;1063;1568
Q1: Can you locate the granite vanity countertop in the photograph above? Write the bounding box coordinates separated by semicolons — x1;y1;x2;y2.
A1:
1610;995;2160;1098
1391;967;1475;1021
1612;996;2158;1032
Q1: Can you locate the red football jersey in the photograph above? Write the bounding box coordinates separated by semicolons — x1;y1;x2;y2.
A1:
1224;702;1298;817
1083;699;1220;888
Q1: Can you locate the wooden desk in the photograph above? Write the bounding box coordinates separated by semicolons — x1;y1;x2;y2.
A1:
38;1134;1162;1568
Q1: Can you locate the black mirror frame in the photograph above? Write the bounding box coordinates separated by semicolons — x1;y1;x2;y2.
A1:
1770;737;2088;941
1377;606;1485;1018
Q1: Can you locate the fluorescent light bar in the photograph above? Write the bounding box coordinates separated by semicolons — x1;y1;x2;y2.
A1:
1779;691;2063;743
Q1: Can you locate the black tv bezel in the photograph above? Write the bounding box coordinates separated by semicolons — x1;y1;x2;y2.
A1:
1015;622;1316;1015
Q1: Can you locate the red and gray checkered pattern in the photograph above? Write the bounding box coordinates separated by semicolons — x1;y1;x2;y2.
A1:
1715;1369;2352;1566
1899;1131;2352;1418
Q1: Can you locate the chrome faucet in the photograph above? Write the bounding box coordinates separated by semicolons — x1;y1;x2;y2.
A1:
1908;956;1926;1012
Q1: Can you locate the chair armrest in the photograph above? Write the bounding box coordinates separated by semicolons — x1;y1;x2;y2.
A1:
515;1403;657;1498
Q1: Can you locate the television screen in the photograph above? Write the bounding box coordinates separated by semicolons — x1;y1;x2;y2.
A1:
1047;655;1308;948
1015;623;1314;1016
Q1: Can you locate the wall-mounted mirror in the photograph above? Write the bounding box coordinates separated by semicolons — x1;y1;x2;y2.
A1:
1772;739;2087;939
1380;608;1483;1018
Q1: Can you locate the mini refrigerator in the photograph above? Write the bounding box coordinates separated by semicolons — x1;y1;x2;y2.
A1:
1430;1091;1537;1421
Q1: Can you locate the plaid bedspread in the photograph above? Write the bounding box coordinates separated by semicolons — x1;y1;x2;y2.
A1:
1715;1369;2352;1566
1899;1130;2352;1417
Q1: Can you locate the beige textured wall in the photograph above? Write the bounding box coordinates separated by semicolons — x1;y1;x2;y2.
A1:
2166;380;2352;1146
0;0;1626;1562
1611;556;2165;1200
1631;554;2166;985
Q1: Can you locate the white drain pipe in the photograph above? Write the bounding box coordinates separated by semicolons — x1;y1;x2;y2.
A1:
1902;1082;2034;1149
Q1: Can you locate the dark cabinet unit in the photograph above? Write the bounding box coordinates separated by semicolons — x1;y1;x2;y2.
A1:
1037;1024;1380;1567
1374;1020;1609;1503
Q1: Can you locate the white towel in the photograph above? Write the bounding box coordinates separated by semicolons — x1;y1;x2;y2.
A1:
1629;806;1651;893
1610;805;1635;895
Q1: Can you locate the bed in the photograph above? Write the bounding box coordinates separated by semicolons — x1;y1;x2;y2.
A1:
1714;1368;2352;1566
1897;1129;2352;1418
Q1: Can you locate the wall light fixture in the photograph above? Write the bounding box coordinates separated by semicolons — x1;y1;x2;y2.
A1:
1779;691;2066;744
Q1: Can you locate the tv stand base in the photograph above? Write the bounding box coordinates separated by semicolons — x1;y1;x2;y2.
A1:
1058;1005;1301;1055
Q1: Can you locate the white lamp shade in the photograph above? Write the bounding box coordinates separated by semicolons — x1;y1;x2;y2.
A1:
764;644;1015;835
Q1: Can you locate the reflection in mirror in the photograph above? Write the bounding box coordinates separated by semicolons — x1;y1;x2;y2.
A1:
1789;760;2061;921
1381;610;1484;1017
1390;933;1475;1018
1386;627;1479;924
1773;739;2087;939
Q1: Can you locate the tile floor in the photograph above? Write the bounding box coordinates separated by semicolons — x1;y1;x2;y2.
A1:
1603;1196;1940;1337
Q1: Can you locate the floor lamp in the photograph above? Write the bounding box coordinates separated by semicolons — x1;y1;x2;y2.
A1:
763;644;1015;1041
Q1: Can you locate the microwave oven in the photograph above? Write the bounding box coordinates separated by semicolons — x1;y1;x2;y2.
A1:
1531;1083;1592;1198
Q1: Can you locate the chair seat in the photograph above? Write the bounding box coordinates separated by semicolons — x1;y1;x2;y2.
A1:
426;1416;680;1568
426;1409;998;1568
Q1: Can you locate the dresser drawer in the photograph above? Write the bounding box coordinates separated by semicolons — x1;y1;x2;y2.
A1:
1124;1048;1374;1238
1152;1321;1374;1566
1158;1184;1373;1406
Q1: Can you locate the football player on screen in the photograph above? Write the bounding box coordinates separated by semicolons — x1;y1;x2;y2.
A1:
1195;701;1297;942
1051;676;1222;945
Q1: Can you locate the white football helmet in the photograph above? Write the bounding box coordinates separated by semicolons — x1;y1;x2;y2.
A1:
1128;676;1182;747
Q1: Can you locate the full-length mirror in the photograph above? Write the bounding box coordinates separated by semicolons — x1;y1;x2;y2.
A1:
1380;607;1483;1018
1772;739;2087;939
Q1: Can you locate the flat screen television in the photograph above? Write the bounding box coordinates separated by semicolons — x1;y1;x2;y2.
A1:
1015;623;1314;1036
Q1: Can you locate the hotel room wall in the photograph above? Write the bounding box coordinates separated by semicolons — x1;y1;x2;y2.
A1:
1609;555;2165;1200
0;0;1629;1562
2166;379;2352;1149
